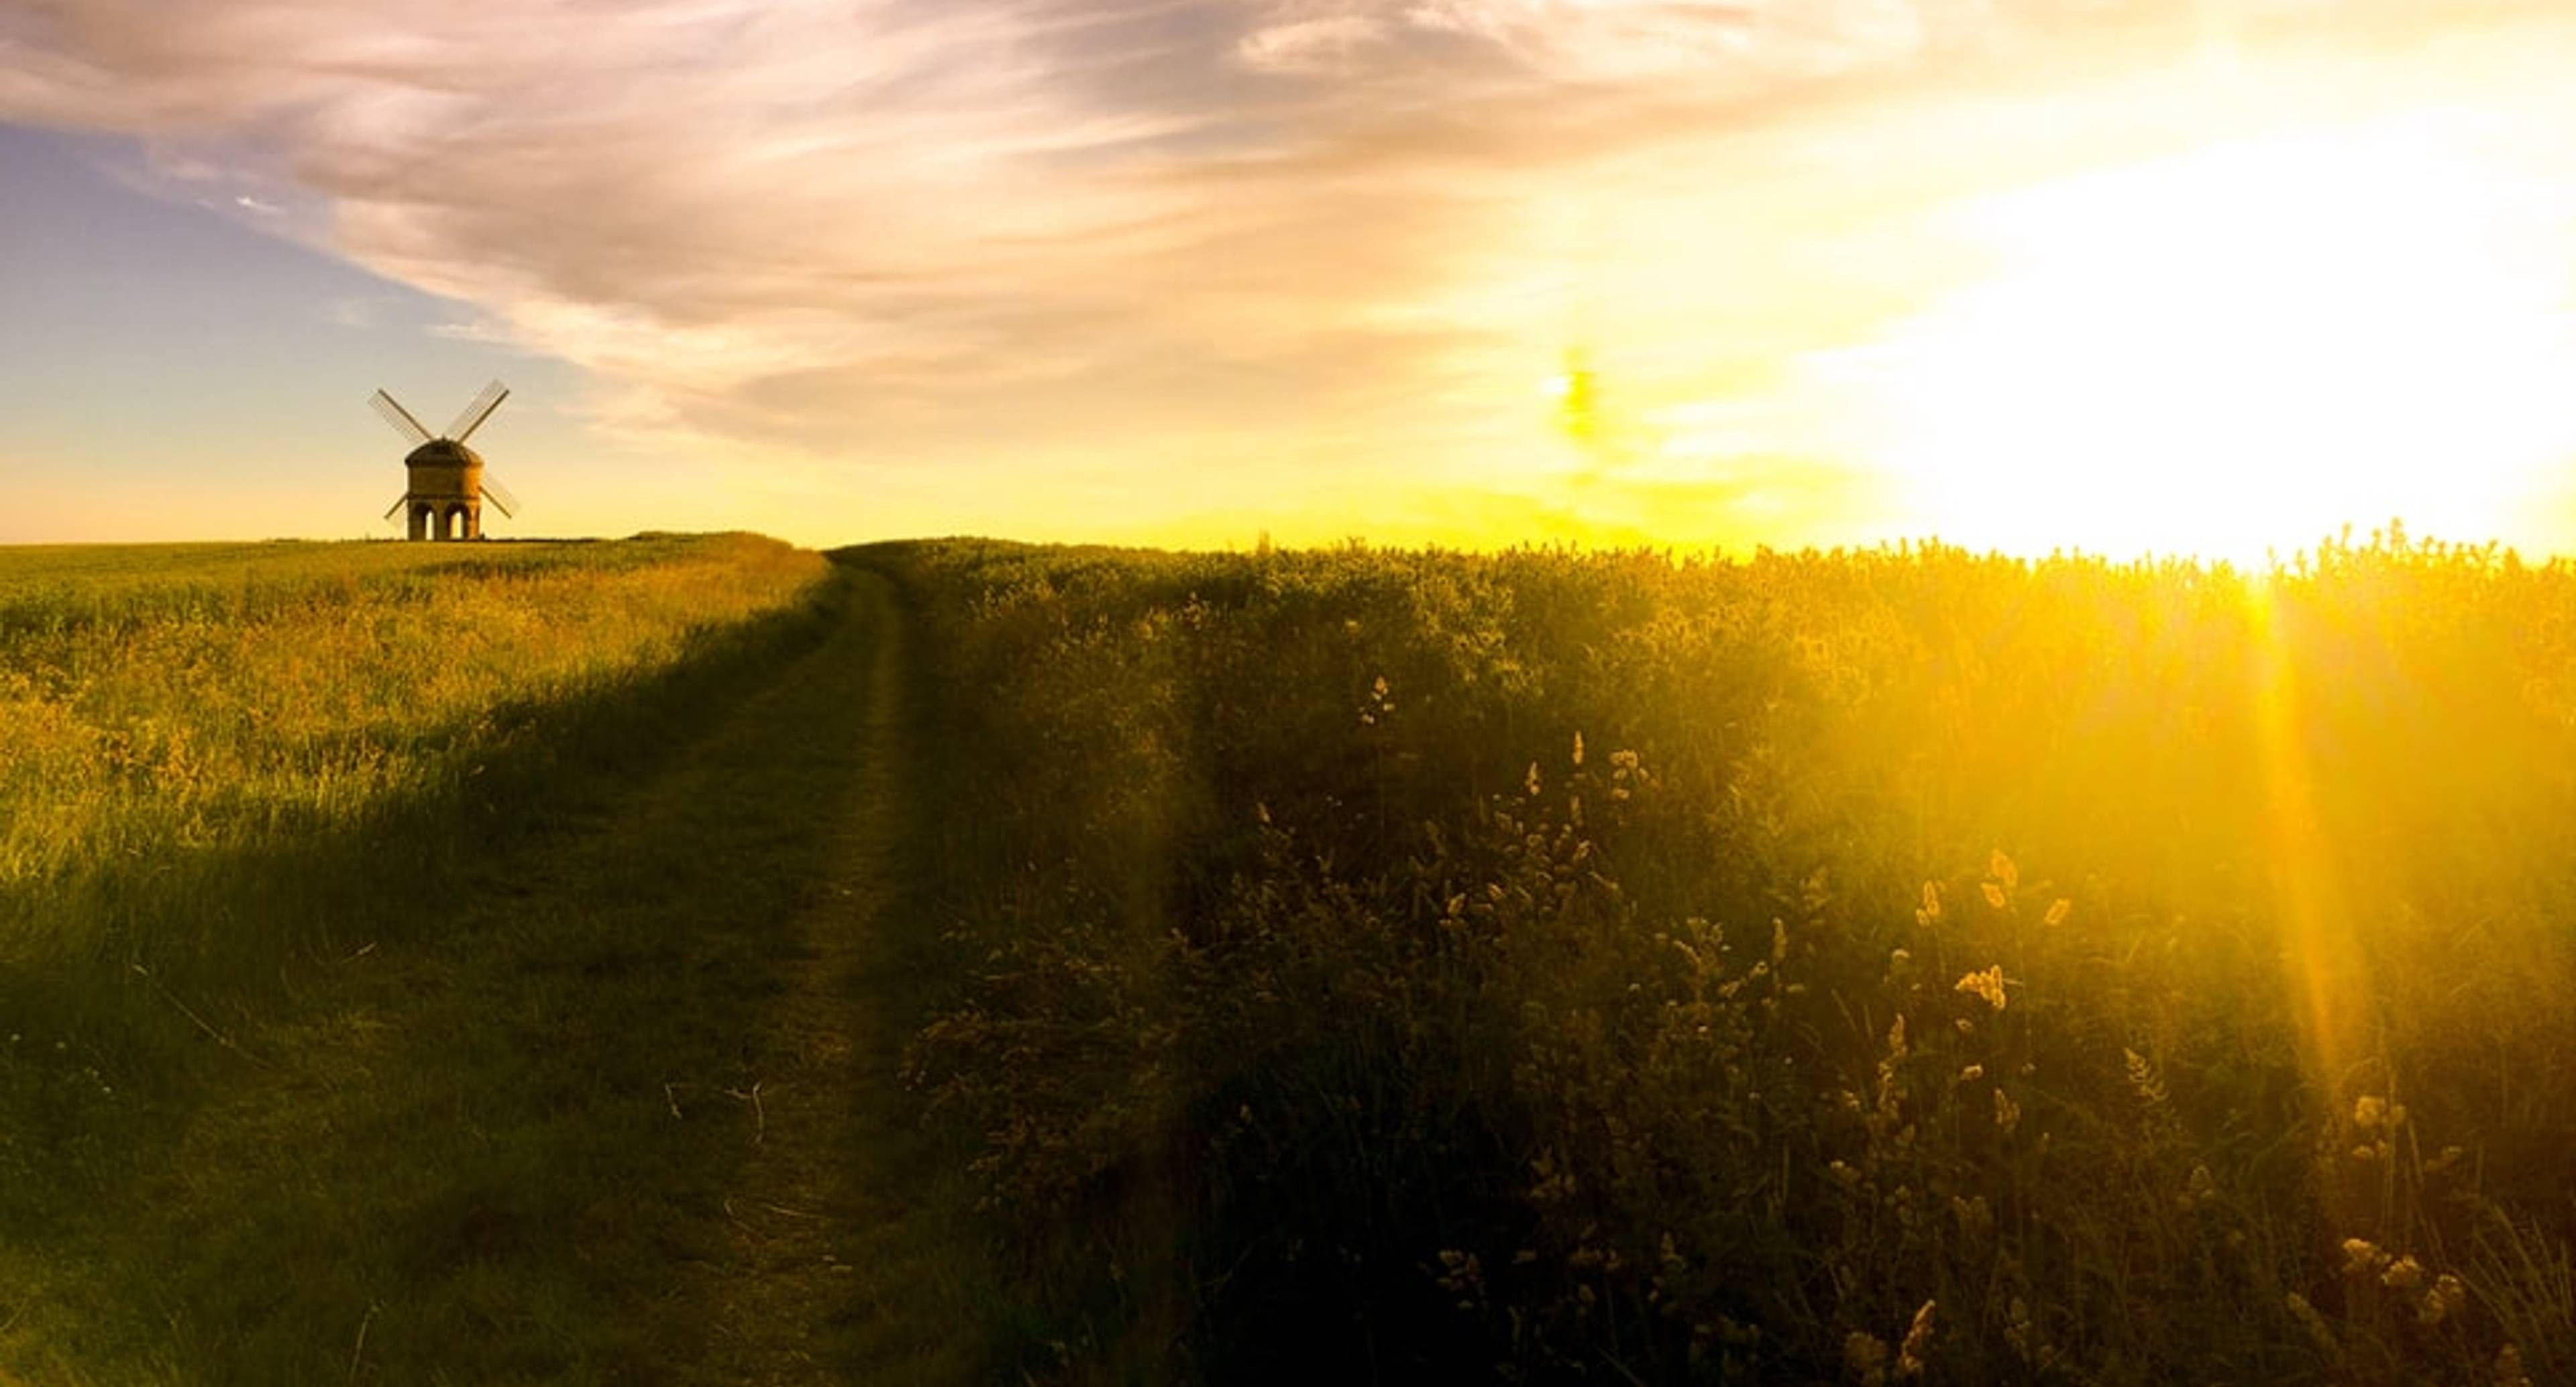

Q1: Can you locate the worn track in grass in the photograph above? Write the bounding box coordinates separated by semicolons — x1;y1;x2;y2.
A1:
1;563;980;1384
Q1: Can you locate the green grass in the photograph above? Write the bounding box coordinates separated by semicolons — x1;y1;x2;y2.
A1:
0;534;822;962
863;533;2576;1385
0;539;997;1384
13;530;2576;1384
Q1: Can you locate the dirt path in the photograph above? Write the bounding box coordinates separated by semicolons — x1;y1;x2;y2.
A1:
4;563;981;1384
682;565;979;1384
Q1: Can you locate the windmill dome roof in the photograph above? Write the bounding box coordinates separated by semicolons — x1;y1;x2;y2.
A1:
405;439;485;467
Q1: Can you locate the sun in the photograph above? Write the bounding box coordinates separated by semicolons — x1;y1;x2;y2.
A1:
1862;117;2576;561
1546;347;1604;449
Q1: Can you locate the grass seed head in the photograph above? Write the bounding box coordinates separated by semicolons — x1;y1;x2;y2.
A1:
1844;1331;1889;1386
1897;1299;1937;1379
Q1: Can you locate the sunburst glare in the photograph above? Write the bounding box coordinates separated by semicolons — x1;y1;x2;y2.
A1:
1864;116;2576;560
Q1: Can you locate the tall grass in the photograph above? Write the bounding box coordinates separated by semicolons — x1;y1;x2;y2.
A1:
862;531;2576;1384
1;535;825;967
0;534;829;1232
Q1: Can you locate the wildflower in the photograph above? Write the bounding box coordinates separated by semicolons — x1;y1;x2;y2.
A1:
2419;1273;2468;1326
2353;1095;2387;1128
1897;1300;1936;1379
1874;1017;1909;1128
1949;1194;1992;1240
2002;1297;2055;1370
1434;1248;1484;1307
1844;1331;1890;1387
1360;675;1395;724
1960;1063;1984;1081
2123;1048;2167;1107
2286;1292;2337;1351
1954;964;2007;1011
2341;1237;2385;1274
1608;747;1640;798
2379;1254;2424;1292
1525;762;1542;796
1916;882;1941;927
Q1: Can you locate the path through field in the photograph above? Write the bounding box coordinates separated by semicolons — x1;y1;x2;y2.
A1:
5;562;983;1383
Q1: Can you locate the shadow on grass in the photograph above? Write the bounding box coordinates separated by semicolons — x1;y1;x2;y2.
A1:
0;563;973;1383
0;569;844;1220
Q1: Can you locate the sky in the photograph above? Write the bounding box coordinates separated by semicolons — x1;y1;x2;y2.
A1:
6;0;2576;557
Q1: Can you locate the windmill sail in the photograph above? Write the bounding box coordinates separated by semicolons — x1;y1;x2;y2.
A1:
374;381;521;539
370;390;435;445
447;380;510;442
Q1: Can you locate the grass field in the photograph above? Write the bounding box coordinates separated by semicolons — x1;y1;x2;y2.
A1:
7;531;2576;1384
875;532;2576;1385
0;534;822;937
0;535;983;1382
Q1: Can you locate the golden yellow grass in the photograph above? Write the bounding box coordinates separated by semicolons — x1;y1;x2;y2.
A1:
0;535;826;949
871;533;2576;1384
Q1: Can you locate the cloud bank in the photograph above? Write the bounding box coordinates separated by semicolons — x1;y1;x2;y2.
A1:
3;0;2569;545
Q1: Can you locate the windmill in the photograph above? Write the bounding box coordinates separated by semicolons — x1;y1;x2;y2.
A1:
372;380;523;541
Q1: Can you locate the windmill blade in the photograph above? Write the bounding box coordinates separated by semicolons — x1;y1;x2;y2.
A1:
480;478;519;520
383;494;411;522
447;380;510;442
370;390;435;445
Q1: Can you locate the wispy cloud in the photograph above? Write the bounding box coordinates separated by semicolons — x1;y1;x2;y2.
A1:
4;0;2571;545
1237;13;1390;72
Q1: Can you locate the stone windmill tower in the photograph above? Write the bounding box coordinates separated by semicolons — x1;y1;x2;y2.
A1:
372;380;522;540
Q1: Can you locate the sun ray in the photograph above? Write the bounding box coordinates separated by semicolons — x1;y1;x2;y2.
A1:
2246;579;2355;1067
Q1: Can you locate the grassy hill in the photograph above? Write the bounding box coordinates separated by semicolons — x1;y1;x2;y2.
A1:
5;532;2575;1384
0;535;985;1382
874;533;2576;1385
0;535;823;965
